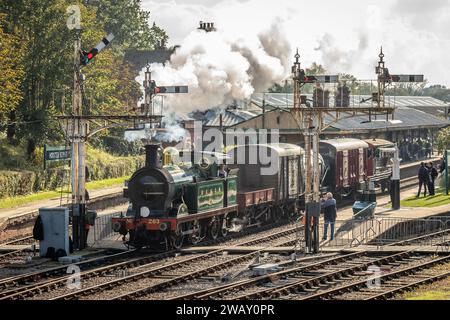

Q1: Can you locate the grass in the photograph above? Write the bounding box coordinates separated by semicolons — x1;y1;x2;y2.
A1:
86;176;127;190
406;291;450;300
399;192;450;208
0;176;128;210
399;274;450;300
0;190;69;209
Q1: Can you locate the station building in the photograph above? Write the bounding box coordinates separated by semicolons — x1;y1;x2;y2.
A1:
203;94;450;147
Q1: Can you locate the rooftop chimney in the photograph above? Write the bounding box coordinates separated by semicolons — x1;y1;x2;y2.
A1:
198;21;216;32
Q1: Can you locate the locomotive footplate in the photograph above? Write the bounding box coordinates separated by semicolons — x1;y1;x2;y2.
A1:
112;205;238;233
176;205;238;223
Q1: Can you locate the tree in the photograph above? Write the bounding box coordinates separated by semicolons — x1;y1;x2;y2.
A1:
0;0;167;157
436;127;450;154
86;0;168;50
0;13;24;125
305;62;326;75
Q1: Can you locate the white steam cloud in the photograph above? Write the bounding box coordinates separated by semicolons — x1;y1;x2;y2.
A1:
124;115;189;143
149;21;291;114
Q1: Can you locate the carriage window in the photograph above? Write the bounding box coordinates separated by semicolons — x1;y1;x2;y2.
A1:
367;149;372;158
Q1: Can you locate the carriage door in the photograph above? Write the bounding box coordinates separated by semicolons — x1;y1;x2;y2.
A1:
288;156;299;197
343;150;349;187
358;148;365;182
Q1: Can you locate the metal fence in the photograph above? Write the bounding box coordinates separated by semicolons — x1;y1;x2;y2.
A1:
370;217;450;247
87;212;122;246
322;216;450;250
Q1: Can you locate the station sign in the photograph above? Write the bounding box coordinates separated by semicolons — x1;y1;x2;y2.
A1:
44;145;71;169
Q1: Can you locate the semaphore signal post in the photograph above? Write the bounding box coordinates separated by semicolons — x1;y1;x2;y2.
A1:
61;28;164;251
291;48;423;254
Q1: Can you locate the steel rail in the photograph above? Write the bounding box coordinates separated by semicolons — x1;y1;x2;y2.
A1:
298;255;450;300
0;249;139;297
45;225;302;300
229;251;415;300
366;270;450;300
171;252;368;300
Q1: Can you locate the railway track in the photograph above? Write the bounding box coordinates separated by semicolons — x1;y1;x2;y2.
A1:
298;255;450;300
0;236;35;246
0;222;302;300
0;249;141;298
387;229;450;247
0;236;37;267
170;251;448;300
47;225;302;300
0;250;35;267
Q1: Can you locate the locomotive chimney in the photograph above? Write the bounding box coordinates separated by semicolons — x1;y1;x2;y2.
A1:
145;144;161;168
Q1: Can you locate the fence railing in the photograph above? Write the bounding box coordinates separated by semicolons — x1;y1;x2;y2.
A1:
87;210;450;253
322;216;450;251
87;212;122;246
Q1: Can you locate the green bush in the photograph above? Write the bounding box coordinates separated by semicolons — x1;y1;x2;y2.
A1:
0;170;36;198
0;149;144;199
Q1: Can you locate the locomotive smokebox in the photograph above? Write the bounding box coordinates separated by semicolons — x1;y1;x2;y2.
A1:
145;144;161;168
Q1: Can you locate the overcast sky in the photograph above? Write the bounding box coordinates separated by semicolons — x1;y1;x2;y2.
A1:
141;0;450;87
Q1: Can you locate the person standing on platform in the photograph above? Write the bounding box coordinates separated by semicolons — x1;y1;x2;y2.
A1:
417;162;429;197
427;162;439;196
321;192;337;241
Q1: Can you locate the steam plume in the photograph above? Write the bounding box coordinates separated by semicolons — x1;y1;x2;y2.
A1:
149;21;291;114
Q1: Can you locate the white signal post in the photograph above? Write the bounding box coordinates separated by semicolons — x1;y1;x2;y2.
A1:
142;65;189;130
62;30;163;251
391;145;401;210
70;29;87;250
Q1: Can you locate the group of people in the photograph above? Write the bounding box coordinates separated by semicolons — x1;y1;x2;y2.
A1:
399;138;432;163
300;192;338;242
417;161;442;197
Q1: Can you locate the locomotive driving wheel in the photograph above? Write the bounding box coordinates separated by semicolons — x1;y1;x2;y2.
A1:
171;224;184;250
220;215;229;237
190;220;203;245
209;217;220;240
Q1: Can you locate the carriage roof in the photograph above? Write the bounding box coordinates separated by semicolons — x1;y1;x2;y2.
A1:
230;143;304;158
320;139;369;152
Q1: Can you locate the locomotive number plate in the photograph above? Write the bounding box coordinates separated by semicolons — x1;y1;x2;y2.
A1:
148;219;160;224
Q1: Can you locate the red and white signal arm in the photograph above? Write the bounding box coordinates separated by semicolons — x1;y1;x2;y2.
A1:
302;75;339;83
155;86;189;94
390;75;424;82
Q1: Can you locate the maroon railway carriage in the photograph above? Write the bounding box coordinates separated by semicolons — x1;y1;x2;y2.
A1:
364;139;396;192
319;139;370;197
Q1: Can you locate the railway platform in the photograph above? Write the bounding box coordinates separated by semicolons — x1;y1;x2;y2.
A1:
0;185;123;225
